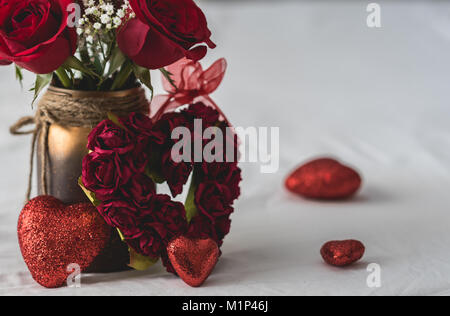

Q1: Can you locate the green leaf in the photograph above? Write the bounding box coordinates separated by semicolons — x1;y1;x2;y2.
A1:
63;56;100;79
110;61;133;91
15;65;23;88
107;112;126;129
133;64;153;97
184;172;199;223
128;247;159;271
145;155;165;184
160;68;177;90
93;55;103;76
105;47;126;78
30;73;52;105
78;177;101;207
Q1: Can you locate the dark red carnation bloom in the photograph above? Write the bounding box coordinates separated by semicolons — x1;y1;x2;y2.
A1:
187;215;231;249
125;194;187;259
199;162;242;202
187;215;215;240
154;111;191;136
184;102;220;127
195;181;234;222
82;152;132;200
152;112;193;197
214;216;232;248
119;112;165;142
97;200;141;238
87;119;135;155
121;174;156;208
161;150;192;197
117;0;215;69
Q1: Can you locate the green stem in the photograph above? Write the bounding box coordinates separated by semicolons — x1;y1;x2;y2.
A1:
185;171;199;223
110;61;133;91
55;67;71;89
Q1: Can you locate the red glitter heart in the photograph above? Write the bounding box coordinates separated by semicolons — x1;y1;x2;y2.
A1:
17;196;111;288
285;158;362;200
167;236;219;287
321;240;365;267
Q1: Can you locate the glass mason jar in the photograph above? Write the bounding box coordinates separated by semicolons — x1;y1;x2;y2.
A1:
36;86;149;273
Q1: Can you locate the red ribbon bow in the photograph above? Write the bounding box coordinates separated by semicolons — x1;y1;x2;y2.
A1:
151;58;231;125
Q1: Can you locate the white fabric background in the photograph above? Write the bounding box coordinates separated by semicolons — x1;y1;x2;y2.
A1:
1;0;450;296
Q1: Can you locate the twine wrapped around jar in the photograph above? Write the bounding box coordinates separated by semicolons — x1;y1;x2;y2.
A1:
10;86;149;203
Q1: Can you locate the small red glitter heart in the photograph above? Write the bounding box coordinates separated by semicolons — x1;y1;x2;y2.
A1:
285;158;362;199
321;240;365;267
17;196;111;288
167;236;219;287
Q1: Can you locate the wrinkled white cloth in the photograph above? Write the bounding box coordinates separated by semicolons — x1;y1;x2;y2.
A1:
1;0;450;296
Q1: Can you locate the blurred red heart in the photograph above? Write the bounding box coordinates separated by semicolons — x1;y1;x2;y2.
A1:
17;196;110;288
167;236;219;287
321;240;365;267
285;158;362;199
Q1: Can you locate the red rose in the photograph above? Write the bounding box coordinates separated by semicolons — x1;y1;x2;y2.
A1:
87;119;135;155
125;194;187;258
82;152;132;200
0;0;77;74
117;0;215;69
0;59;11;65
97;200;141;238
195;181;234;222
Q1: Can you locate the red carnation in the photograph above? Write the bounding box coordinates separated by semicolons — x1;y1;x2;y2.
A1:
97;200;141;238
87;119;135;155
199;162;242;202
184;103;220;127
125;194;187;259
121;174;156;209
152;112;193;197
119;112;165;143
195;181;234;222
82;152;132;200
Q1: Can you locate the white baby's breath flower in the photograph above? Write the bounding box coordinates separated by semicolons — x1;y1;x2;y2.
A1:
85;7;94;15
78;18;85;26
93;22;102;30
106;23;112;30
76;28;83;35
117;9;125;18
100;14;111;24
113;17;122;27
86;35;94;43
103;4;114;14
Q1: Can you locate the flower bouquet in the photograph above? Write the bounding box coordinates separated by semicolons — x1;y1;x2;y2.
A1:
3;0;242;287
